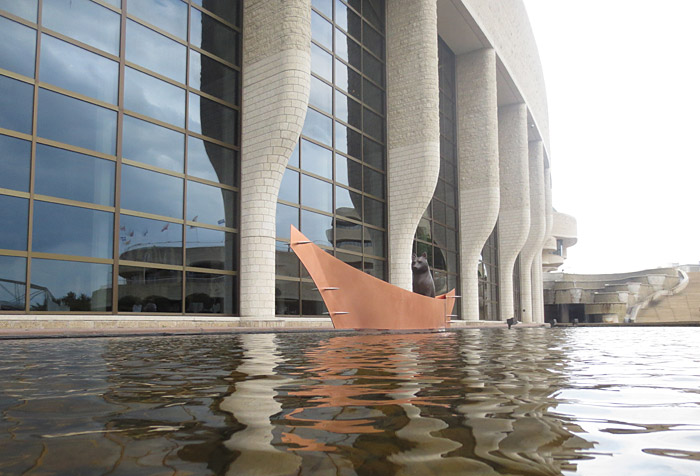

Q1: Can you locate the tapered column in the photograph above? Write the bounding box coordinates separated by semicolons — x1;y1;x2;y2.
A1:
518;141;546;323
239;1;311;318
386;0;440;291
497;104;530;321
455;49;499;321
535;166;554;322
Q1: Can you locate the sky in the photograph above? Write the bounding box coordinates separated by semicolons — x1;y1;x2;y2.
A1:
522;1;700;274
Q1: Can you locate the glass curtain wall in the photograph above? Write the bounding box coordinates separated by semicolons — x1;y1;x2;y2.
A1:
512;254;522;321
478;224;500;320
275;0;387;316
0;0;241;315
413;37;460;314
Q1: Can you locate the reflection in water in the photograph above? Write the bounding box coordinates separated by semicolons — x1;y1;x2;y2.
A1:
0;329;699;475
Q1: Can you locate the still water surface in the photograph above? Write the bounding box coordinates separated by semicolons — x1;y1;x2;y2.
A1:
1;328;699;475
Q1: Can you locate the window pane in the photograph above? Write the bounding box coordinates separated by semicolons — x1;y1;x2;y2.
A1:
123;115;184;172
124;67;185;127
336;251;361;270
276;203;298;240
0;134;31;192
311;10;332;49
301;210;332;247
275;240;299;277
187;138;237;186
336;157;362;191
190;8;238;65
127;0;187;39
189;51;238;104
192;0;240;25
363;77;383;113
121;165;183;218
301;175;332;213
363;136;384;170
335;186;362;219
363;196;384;227
309;76;332;115
311;43;332;82
35;144;115;206
0;195;28;250
363;22;384;59
32;202;113;259
0;0;37;22
126;20;186;83
312;0;332;18
279;168;299;203
186;272;234;314
363;107;384;140
38;88;117;154
335;90;361;129
364;227;384;256
275;279;299;315
301;108;332;146
0;255;26;310
301;139;332;179
335;0;361;40
188;92;237;144
187;180;235;227
186;226;236;270
42;0;120;56
301;282;326;315
335;59;361;99
363;166;384;197
117;265;182;312
30;259;112;311
40;34;119;104
335;218;362;253
0;17;36;78
335;122;361;159
363;0;384;30
335;29;361;68
364;257;384;279
119;214;182;265
0;75;33;135
363;49;383;86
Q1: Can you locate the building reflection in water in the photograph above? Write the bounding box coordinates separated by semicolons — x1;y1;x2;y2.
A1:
220;330;596;475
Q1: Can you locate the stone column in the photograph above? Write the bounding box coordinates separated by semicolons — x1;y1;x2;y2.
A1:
239;1;311;319
455;49;499;321
497;104;530;321
385;0;441;291
518;141;546;323
535;166;554;322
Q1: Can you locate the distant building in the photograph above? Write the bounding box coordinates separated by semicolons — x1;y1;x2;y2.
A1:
0;0;575;327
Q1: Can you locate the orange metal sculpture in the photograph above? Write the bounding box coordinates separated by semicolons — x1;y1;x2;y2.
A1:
290;225;457;330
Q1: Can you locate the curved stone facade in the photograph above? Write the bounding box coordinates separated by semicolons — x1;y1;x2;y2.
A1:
387;0;441;291
239;0;311;318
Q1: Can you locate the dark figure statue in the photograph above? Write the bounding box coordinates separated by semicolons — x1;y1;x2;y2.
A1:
412;252;436;297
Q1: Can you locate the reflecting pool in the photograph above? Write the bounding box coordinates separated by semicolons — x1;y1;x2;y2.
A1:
1;327;699;475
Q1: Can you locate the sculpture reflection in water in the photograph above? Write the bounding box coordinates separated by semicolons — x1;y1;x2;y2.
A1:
221;330;595;475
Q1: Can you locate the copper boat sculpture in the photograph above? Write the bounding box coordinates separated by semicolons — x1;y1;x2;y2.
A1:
290;225;457;330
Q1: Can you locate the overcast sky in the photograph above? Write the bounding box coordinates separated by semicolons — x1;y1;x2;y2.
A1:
522;1;700;274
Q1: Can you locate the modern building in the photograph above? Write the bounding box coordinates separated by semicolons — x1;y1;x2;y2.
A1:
0;0;575;328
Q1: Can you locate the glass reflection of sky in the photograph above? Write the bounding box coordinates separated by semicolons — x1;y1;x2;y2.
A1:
40;33;119;104
187;137;236;186
32;201;113;259
122;115;184;172
30;258;111;308
124;67;185;128
127;0;187;39
0;17;36;78
187;181;232;227
0;76;33;135
0;255;26;310
310;44;332;81
0;134;31;193
301;210;332;247
121;165;183;219
37;88;117;155
126;20;186;83
302;108;332;147
42;0;120;56
0;0;38;21
35;144;115;206
0;195;28;251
